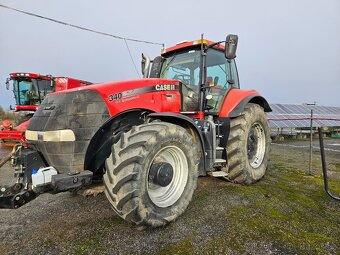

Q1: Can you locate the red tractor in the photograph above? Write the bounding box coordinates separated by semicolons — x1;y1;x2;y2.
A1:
0;72;92;146
0;35;271;227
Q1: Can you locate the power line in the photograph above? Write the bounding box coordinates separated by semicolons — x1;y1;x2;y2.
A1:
124;39;140;76
0;4;164;47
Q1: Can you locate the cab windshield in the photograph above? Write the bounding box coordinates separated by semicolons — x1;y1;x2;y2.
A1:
160;48;239;112
160;49;201;87
12;79;54;105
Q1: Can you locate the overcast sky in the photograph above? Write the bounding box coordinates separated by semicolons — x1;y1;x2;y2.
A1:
0;0;339;109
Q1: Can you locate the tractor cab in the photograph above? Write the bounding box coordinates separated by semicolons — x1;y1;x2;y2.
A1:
6;72;54;111
142;37;240;114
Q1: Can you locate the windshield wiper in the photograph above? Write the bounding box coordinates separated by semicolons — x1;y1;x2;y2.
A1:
160;53;177;77
207;41;224;49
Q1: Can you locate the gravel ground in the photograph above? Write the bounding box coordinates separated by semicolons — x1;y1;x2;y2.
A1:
0;140;339;255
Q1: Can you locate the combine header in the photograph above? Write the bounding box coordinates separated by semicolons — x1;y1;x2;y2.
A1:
1;35;271;227
0;120;29;147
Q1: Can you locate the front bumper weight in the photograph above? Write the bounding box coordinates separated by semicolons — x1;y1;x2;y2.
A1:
51;170;93;192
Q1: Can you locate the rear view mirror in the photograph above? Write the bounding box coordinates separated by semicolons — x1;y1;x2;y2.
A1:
149;56;163;78
141;53;151;78
225;34;238;59
5;78;10;90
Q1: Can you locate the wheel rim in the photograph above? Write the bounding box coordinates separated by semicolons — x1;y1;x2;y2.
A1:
147;146;188;208
247;123;266;168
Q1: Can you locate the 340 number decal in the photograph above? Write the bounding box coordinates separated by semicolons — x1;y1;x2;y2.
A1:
108;93;122;101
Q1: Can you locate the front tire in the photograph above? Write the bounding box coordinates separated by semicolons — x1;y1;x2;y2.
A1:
103;122;200;227
225;103;270;184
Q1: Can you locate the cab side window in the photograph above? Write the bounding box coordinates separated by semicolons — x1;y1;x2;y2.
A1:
205;49;231;112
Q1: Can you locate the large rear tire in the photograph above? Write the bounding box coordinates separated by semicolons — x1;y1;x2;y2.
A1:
225;103;270;184
103;122;200;227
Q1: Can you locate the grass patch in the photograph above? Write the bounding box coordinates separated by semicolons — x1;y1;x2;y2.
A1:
99;216;125;227
159;238;195;255
217;160;340;254
73;237;105;255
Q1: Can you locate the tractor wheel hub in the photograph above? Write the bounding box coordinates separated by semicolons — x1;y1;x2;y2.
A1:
149;162;174;187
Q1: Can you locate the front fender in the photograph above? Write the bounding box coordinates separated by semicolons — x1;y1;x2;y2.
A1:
84;109;151;172
219;89;271;118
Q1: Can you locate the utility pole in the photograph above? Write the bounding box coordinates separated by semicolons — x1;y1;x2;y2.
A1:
309;109;313;175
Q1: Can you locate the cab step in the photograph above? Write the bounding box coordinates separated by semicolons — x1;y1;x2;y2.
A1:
208;171;228;178
214;158;226;164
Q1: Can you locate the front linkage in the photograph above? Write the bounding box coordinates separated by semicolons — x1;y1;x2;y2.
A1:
0;183;36;209
0;145;93;209
0;145;38;209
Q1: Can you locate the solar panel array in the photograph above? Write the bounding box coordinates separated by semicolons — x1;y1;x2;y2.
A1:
268;104;340;128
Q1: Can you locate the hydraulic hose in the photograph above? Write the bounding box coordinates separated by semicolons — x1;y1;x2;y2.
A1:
0;152;12;168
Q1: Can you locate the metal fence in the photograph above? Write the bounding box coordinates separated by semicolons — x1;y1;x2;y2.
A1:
269;116;340;201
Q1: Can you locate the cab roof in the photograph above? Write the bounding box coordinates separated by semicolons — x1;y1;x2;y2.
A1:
10;72;52;80
161;39;225;55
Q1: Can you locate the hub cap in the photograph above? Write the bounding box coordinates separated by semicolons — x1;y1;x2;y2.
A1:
147;146;188;208
247;123;266;168
149;162;174;187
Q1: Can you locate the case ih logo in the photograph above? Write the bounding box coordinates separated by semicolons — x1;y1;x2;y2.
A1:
155;84;176;91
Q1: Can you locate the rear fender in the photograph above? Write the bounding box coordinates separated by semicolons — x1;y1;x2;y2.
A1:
84;109;151;173
219;89;271;118
148;112;206;176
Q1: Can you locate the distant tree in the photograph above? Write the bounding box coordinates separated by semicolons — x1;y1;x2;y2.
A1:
0;106;4;114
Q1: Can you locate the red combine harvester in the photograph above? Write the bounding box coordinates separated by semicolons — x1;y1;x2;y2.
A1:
1;35;271;228
0;72;92;146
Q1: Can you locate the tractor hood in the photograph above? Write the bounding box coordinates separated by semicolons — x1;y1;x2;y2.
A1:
25;78;181;173
50;78;181;116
